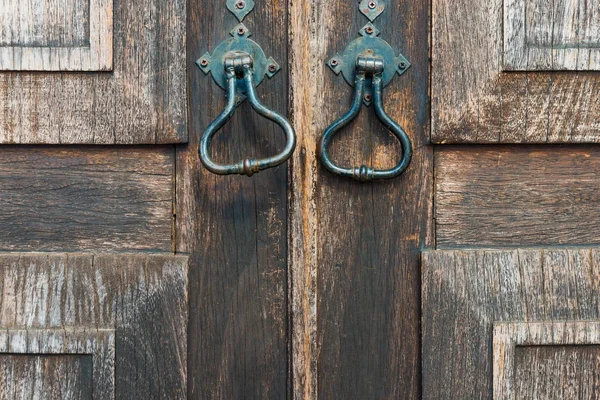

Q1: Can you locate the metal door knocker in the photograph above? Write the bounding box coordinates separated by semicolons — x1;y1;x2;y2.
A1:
320;1;413;182
197;1;296;177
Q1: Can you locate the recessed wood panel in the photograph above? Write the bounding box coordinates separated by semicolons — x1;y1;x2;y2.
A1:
435;146;600;248
0;0;113;71
432;0;600;143
505;0;600;71
0;147;174;252
0;329;114;399
494;321;600;399
0;253;188;398
0;0;186;144
422;248;600;399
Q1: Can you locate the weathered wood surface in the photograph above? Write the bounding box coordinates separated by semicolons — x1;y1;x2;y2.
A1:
0;0;113;71
287;1;432;398
493;321;600;399
0;0;186;143
422;248;600;399
435;146;600;248
0;354;93;399
505;0;600;71
0;147;173;252
0;328;115;399
179;1;289;398
432;0;600;143
0;252;188;399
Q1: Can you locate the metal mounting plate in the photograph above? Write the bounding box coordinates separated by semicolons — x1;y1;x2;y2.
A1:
197;24;280;102
327;25;410;105
226;0;255;21
359;0;385;22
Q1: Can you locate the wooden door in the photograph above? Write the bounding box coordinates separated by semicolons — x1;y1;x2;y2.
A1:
425;0;600;399
0;0;189;398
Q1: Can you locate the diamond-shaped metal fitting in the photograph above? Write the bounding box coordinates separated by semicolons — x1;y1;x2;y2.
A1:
196;52;212;74
328;54;343;75
227;0;255;21
230;23;252;38
396;54;411;76
265;57;281;78
359;0;385;22
359;23;380;37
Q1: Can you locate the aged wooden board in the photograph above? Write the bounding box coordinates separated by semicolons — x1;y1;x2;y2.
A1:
504;0;600;71
493;321;600;399
0;147;174;252
435;146;600;248
0;329;114;399
0;252;188;399
432;0;600;143
0;0;186;143
178;1;289;398
288;1;432;398
0;0;113;71
422;248;600;399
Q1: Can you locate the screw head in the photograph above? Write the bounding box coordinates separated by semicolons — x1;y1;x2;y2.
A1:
330;59;339;66
237;27;245;35
368;1;377;9
399;62;406;69
365;26;374;34
200;59;209;67
268;64;277;72
364;94;372;102
236;0;245;9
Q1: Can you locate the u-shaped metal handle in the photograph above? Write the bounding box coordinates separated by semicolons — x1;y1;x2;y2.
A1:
200;54;296;177
320;57;412;182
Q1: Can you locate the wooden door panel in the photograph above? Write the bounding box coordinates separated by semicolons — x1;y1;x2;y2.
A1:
432;0;600;143
435;146;600;248
0;0;186;144
0;147;174;252
180;1;290;398
0;253;188;399
287;1;432;399
422;248;600;399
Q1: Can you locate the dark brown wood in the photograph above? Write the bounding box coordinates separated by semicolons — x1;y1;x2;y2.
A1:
178;1;290;398
422;248;600;399
0;147;174;252
286;1;432;398
432;0;600;143
0;252;188;399
435;146;600;248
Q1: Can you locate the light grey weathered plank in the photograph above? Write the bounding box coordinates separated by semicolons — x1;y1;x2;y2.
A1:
0;0;186;144
0;252;188;399
432;0;600;143
422;248;600;399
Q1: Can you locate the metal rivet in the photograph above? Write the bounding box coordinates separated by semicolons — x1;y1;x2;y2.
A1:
236;0;245;9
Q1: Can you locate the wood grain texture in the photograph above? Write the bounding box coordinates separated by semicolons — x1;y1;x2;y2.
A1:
0;0;113;71
432;0;600;143
422;248;600;399
0;0;186;143
0;354;93;399
0;252;188;399
287;1;432;399
504;0;600;71
0;328;115;399
493;321;600;399
435;146;600;248
178;1;290;398
0;147;174;252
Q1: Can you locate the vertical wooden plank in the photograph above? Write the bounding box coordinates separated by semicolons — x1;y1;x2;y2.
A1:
179;0;290;398
288;0;432;398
